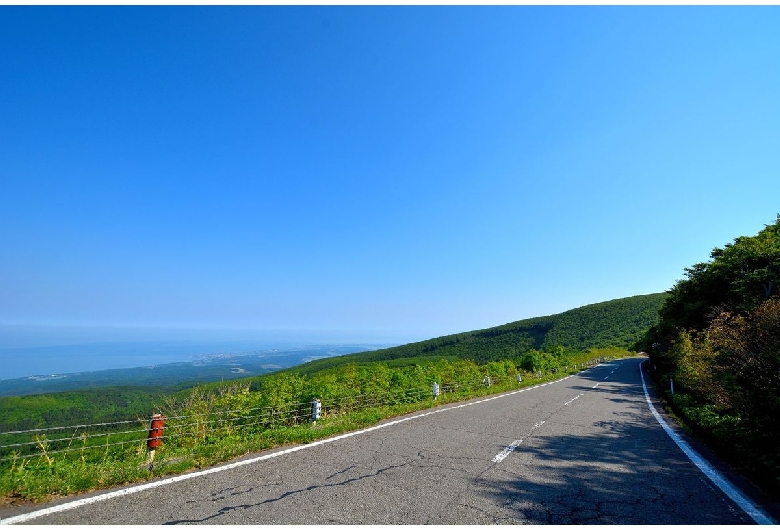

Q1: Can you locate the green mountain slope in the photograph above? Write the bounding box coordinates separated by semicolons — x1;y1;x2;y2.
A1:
0;294;666;433
291;293;667;375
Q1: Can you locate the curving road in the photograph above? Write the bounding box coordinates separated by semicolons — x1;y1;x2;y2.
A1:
2;358;776;524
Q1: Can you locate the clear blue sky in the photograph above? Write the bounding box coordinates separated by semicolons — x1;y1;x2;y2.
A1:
2;6;779;344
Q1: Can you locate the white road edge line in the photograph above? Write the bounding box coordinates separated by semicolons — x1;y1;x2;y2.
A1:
1;374;583;525
639;361;775;525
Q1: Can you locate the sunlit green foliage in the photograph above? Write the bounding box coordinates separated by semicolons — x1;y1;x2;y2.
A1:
643;215;780;498
0;388;162;432
290;293;665;374
1;293;661;503
645;215;780;355
1;348;626;502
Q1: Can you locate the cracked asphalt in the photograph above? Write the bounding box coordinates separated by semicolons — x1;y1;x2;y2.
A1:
4;358;774;524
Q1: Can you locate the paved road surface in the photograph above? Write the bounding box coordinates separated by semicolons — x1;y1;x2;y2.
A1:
2;358;775;524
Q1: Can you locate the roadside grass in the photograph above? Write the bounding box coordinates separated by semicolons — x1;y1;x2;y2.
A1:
1;352;624;504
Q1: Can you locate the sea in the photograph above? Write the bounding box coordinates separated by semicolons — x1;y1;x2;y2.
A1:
0;325;401;381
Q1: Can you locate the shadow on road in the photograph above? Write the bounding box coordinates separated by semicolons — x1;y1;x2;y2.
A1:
474;364;754;524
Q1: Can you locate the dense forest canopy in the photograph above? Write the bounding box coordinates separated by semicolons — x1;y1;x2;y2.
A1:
646;215;780;352
641;215;780;497
288;293;666;375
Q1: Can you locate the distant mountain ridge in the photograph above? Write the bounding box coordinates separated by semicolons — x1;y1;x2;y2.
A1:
290;293;668;375
0;294;667;396
0;345;379;397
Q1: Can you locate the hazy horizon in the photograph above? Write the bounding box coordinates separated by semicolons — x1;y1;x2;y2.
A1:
0;291;660;380
2;7;779;352
0;324;405;380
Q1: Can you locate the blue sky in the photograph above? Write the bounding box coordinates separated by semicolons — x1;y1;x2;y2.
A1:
2;6;779;345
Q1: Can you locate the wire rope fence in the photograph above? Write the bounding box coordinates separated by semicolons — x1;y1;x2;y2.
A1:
0;358;610;472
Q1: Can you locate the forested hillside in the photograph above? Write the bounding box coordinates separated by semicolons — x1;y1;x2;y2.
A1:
0;294;664;433
642;215;780;499
0;387;164;432
2;293;665;502
289;293;666;375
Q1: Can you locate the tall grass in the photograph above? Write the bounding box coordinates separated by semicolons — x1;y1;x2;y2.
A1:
1;349;624;503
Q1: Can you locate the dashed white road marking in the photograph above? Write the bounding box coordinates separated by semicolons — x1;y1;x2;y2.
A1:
492;439;523;463
492;421;546;463
493;388;586;464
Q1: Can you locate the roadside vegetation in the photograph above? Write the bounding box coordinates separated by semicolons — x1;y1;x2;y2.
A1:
0;293;665;437
1;348;628;503
4;215;778;506
286;292;666;373
0;388;164;433
1;293;667;504
641;215;780;500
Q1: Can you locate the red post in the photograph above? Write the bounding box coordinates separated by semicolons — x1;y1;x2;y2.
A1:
147;414;166;452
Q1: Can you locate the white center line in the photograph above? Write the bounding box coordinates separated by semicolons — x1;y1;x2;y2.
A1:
492;420;546;463
492;439;523;463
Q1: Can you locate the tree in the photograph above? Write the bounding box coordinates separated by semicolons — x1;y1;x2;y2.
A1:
645;215;780;358
640;216;780;497
708;298;780;434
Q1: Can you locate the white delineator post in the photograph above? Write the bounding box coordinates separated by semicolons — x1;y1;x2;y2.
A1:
311;398;321;425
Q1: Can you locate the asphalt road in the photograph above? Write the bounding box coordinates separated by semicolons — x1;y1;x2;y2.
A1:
3;358;776;524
